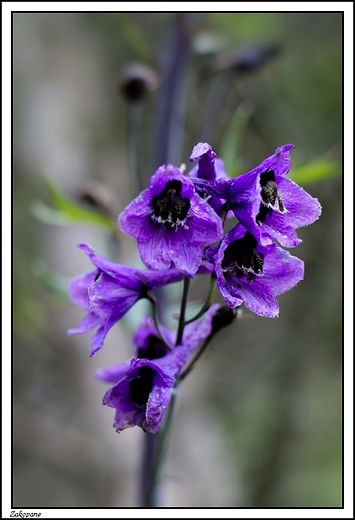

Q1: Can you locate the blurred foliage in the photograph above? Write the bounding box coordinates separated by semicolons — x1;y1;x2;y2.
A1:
289;158;341;184
32;178;117;231
13;11;342;508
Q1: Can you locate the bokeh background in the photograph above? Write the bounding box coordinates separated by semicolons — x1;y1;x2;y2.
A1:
13;12;342;508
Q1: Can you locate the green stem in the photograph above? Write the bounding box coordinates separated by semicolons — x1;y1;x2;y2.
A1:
180;306;240;382
178;337;211;382
176;276;190;346
147;294;172;351
184;276;216;325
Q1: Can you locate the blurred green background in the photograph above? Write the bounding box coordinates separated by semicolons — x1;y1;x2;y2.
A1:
13;12;342;507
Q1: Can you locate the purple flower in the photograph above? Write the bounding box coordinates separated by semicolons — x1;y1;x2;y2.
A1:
188;142;231;215
95;305;221;433
212;224;304;318
67;244;213;356
227;144;322;247
118;164;223;277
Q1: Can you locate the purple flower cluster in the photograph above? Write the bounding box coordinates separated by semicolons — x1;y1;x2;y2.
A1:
67;142;321;432
192;143;321;317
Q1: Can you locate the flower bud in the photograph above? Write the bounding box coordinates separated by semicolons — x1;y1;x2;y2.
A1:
211;45;280;74
211;305;241;336
79;180;118;217
119;63;159;102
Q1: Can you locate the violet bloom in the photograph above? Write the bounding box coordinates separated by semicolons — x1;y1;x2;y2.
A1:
227;144;322;248
188;142;231;215
212;224;304;318
118;164;223;277
95;305;221;433
67;243;199;356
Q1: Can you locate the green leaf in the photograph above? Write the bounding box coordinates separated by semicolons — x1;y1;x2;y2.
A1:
31;201;73;226
289;159;341;185
32;179;117;232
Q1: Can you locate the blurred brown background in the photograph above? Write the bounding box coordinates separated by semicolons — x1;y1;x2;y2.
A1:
13;12;342;507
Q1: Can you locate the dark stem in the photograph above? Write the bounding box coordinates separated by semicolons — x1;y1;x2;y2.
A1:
176;276;190;346
219;201;232;227
139;433;160;507
140;390;178;507
184;276;216;325
140;13;197;508
179;306;239;382
151;13;198;170
199;71;232;144
147;294;172;351
178;336;211;382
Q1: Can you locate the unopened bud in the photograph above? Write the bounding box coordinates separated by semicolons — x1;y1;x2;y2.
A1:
211;305;241;335
211;45;280;74
119;63;159;102
79;180;118;217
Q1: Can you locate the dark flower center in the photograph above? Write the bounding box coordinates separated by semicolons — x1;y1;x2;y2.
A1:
256;170;284;224
151;180;191;231
129;366;155;407
221;232;264;281
137;334;169;360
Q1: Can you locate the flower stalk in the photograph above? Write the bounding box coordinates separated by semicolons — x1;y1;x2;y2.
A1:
142;390;178;507
67;16;321;509
184;276;216;325
176;276;190;346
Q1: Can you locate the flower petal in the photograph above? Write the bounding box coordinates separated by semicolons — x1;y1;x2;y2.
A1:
277;177;322;228
68;270;98;311
103;378;146;431
67;312;102;335
145;385;174;432
94;359;132;384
